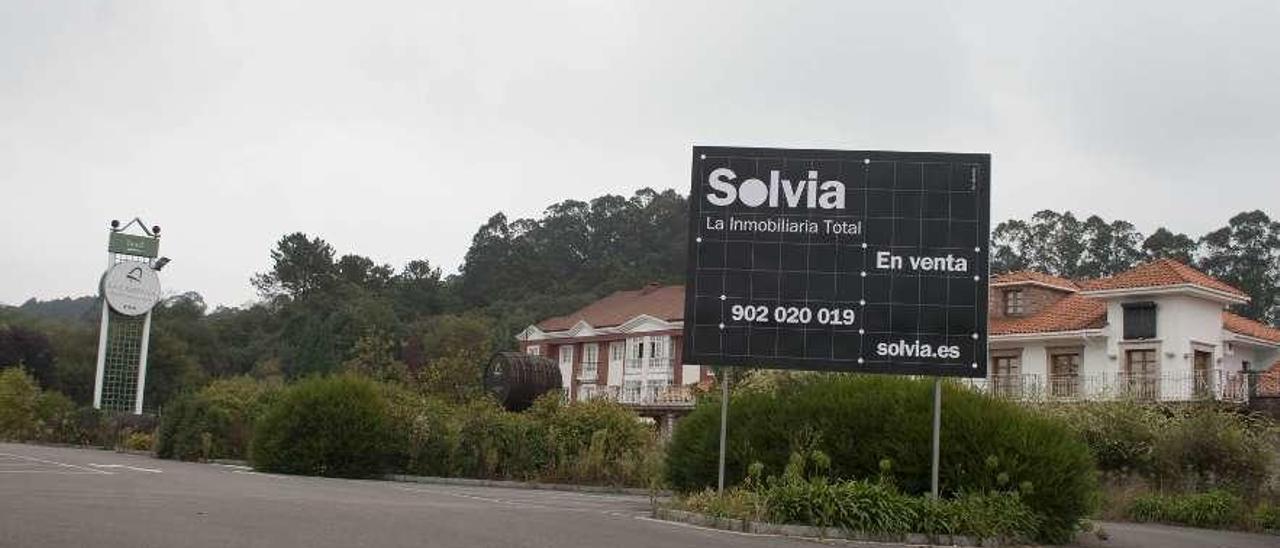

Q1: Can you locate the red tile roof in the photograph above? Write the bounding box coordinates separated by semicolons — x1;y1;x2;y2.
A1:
1223;311;1280;344
1079;259;1248;298
991;271;1079;292
990;293;1107;335
537;284;684;331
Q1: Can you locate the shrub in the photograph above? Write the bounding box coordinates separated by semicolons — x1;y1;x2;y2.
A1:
157;376;279;461
1127;490;1244;529
379;383;460;477
1042;400;1169;475
452;398;547;480
1249;503;1280;532
540;396;657;485
1150;407;1271;494
156;395;223;460
33;390;79;443
674;454;1041;543
124;431;155;451
198;376;280;457
0;367;40;440
666;375;1097;543
250;375;399;478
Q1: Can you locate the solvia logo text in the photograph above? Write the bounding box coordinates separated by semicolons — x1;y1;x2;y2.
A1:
706;168;845;209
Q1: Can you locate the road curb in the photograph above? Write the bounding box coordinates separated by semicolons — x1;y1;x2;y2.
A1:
386;474;670;497
652;507;1003;547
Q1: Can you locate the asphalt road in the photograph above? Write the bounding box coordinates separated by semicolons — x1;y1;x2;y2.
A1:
3;442;1277;548
0;442;839;548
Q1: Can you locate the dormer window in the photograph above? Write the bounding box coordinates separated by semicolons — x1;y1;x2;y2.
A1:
1122;301;1157;340
1003;289;1025;316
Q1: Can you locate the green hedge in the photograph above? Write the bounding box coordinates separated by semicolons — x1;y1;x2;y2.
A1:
157;376;279;461
666;375;1097;543
250;375;400;478
388;389;660;487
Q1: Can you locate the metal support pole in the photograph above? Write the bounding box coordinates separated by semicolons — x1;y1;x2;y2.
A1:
930;377;942;499
717;368;730;494
91;251;115;410
133;310;153;415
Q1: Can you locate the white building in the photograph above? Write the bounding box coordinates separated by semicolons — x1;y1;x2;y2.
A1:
986;259;1280;402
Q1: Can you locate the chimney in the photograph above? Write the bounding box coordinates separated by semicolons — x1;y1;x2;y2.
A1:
641;282;661;295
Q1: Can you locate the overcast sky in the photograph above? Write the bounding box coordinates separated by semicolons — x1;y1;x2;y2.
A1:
2;1;1277;308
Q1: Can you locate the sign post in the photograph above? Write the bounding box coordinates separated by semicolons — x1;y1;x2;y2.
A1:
682;147;990;495
93;219;165;414
932;377;942;498
717;368;729;494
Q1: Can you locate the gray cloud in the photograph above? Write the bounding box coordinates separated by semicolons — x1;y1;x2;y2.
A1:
1;1;1276;307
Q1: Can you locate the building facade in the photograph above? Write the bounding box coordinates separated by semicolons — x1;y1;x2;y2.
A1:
984;260;1280;402
516;283;711;407
520;260;1280;406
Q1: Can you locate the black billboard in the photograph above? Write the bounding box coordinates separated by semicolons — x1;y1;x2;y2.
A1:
682;146;990;377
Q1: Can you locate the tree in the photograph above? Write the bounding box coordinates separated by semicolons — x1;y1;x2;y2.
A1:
457;188;688;309
990;211;1144;278
413;314;494;402
1143;228;1197;263
0;367;40;440
0;326;56;389
251;233;337;299
1199;211;1280;323
1080;217;1145;277
391;259;448;321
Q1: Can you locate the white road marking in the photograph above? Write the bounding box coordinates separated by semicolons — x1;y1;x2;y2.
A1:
0;470;108;474
0;451;113;474
392;486;647;519
88;463;163;473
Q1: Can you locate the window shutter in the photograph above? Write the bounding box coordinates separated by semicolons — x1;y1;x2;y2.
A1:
1122;302;1157;340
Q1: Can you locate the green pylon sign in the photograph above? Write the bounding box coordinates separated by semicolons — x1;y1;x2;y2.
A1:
93;219;164;414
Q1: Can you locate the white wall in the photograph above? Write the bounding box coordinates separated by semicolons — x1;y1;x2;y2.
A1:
682;364;700;385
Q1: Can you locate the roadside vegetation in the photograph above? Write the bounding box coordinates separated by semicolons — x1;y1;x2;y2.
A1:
672;451;1042;544
1041;400;1280;534
1;205;1279;543
0;367;156;449
666;373;1097;544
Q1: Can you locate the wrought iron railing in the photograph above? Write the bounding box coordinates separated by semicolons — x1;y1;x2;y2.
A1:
964;370;1252;403
578;384;695;406
624;358;674;378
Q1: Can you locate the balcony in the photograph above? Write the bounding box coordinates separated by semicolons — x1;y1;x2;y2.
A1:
578;384;696;407
964;370;1250;403
623;358;674;379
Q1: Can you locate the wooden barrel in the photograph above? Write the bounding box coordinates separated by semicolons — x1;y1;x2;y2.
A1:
484;352;562;411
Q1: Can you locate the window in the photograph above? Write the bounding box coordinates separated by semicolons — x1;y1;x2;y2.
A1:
1193;349;1213;398
558;345;574;369
580;344;599;380
990;352;1022;398
1003;289;1025;316
1124;348;1159;400
1122;302;1157;340
610;341;625;363
1048;350;1081;399
526;345;540;356
625;338;644;373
